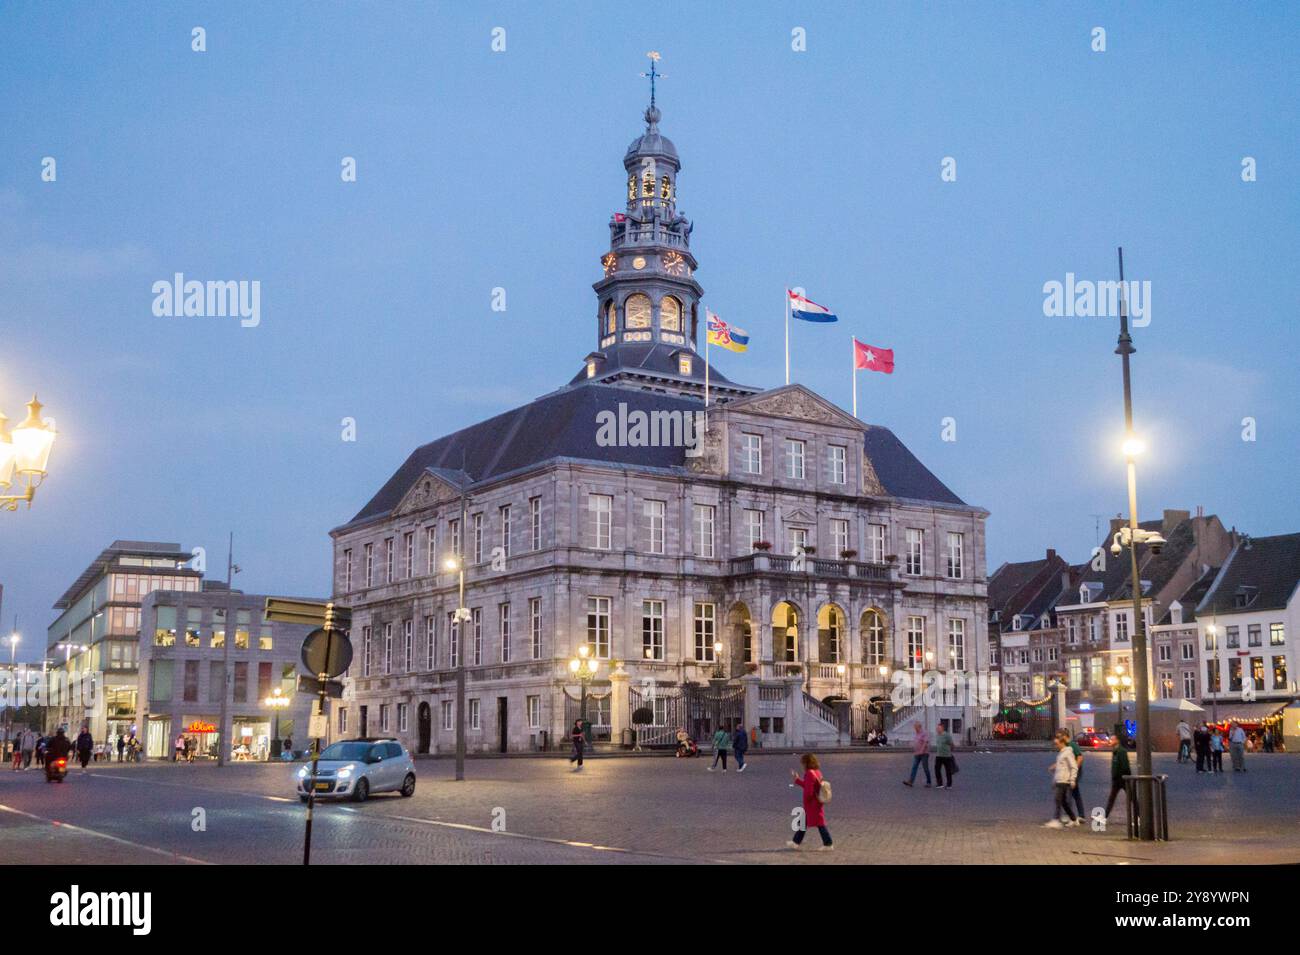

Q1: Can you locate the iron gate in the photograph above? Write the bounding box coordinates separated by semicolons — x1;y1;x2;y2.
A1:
563;688;612;741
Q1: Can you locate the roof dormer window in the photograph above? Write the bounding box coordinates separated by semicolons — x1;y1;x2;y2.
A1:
586;360;597;379
677;355;692;376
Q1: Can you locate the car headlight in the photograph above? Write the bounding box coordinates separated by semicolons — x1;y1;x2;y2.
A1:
297;767;308;778
337;764;355;779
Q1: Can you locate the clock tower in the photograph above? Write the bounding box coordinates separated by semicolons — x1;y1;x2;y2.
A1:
575;54;756;401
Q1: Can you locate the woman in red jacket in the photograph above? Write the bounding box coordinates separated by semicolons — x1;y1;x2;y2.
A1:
787;753;832;850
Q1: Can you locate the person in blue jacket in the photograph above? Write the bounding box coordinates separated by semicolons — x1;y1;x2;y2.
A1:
732;725;749;773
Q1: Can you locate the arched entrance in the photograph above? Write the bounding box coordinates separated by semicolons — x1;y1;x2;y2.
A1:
771;601;800;667
726;602;753;676
417;702;431;754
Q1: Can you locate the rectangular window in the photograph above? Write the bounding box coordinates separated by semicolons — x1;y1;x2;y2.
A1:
1206;659;1221;694
404;532;414;578
499;603;511;663
338;707;348;734
426;526;437;574
380;704;390;732
1089;656;1105;688
424;615;435;670
1271;623;1285;647
1228;657;1242;692
586;597;611;658
472;608;483;666
364;543;373;587
232;662;248;703
526;695;541;729
948;619;966;670
441;701;453;731
1273;655;1288;691
258;627;273;651
589;493;613;549
1066;617;1078;645
946;532;964;579
744;509;764;549
828;445;847;485
343;548;353;591
906;616;925;670
257;660;272;700
1248;624;1262;647
831;518;850;557
905;529;924;576
1250;656;1265;692
864;611;885;665
868;523;886;563
1116;614;1130;643
450;519;461;557
403;619;413;671
397;703;409;733
385;538;394;583
1068;657;1083;690
150;660;174;702
741;433;762;474
468;699;481;731
785;439;805;479
788;526;808;556
362;626;372;677
1180;641;1194;661
644;499;666;554
499;505;512;559
529;597;542;659
472;513;484;564
208;661;223;703
693;503;715;558
449;613;460;668
642;599;665;661
383;623;393;674
1158;644;1171;662
1226;626;1240;649
1183;670;1197;699
694;603;716;662
182;660;199;702
529;496;541;551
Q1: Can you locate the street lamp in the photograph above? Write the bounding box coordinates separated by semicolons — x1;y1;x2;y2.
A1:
1110;245;1156;840
877;664;891;733
568;645;599;729
836;662;847;700
712;639;724;679
264;686;291;758
1106;664;1133;740
1205;623;1219;724
3;630;17;758
444;555;469;782
0;395;57;511
54;642;87;732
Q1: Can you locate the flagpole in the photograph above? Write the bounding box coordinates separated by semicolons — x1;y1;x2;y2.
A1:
784;288;791;385
851;336;858;418
705;329;711;412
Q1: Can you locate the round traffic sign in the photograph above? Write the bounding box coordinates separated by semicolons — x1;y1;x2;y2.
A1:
301;628;353;678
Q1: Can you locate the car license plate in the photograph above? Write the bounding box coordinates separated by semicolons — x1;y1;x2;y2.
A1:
314;782;330;791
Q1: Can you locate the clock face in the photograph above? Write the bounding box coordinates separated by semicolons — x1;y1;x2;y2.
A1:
662;251;685;276
632;256;646;270
601;253;617;276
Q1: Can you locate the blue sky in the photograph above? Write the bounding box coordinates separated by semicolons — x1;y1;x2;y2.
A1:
1;2;1296;660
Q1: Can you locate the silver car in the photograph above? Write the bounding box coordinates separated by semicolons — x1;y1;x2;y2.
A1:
297;738;416;803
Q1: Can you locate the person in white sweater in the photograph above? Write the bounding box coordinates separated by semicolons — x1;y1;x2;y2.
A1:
1044;735;1081;829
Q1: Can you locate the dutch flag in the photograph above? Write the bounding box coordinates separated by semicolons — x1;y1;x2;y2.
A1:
787;288;838;323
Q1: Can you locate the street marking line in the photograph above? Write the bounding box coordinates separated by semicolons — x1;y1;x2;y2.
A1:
0;803;213;865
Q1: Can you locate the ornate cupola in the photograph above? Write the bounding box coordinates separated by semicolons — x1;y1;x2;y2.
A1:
573;54;757;401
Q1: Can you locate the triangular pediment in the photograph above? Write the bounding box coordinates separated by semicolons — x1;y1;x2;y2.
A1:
784;507;817;525
392;468;467;517
727;384;862;430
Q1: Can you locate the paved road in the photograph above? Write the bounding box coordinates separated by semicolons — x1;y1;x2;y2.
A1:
1;751;1295;864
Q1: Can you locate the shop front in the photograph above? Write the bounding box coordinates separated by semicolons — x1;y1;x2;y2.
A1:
231;717;271;761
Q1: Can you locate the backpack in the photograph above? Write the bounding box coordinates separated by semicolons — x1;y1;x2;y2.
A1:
817;777;832;804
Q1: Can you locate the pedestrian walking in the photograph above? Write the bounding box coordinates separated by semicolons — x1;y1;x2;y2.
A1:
174;733;185;762
1193;722;1210;773
75;725;94;772
901;721;931;788
1043;734;1081;828
1176;719;1192;763
19;728;35;770
708;726;731;772
732;725;749;773
567;718;585;769
1209;729;1224;773
1103;734;1135;824
786;754;833;850
933;720;957;789
1066;731;1085;819
1228;721;1247;772
116;734;125;762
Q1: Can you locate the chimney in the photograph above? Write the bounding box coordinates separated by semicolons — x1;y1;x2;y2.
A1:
1046;548;1057;563
1163;509;1190;537
1109;515;1127;537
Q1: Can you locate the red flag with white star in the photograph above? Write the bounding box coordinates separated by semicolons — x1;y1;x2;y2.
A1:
853;338;894;374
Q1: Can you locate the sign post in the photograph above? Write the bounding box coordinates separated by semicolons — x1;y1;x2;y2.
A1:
265;598;351;866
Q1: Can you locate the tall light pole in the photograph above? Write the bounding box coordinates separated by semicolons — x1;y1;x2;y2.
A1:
1107;664;1133;739
216;534;239;767
264;686;290;758
54;641;86;732
568;646;599;728
4;628;17;759
1206;621;1219;724
1111;246;1155;840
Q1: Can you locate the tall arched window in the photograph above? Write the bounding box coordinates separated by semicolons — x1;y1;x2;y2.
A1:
642;172;655;198
627;175;636;201
604;300;616;334
660;296;681;332
625;294;652;329
862;609;888;666
660;175;673;200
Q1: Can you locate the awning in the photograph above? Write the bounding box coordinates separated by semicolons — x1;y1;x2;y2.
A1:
1206;701;1289;723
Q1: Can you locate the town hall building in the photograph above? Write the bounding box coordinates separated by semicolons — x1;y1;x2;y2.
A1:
328;87;990;752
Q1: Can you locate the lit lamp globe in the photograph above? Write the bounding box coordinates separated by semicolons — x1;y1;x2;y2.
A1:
12;397;56;476
0;415;15;488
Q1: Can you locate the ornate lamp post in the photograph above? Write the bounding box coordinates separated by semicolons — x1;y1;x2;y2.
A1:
444;555;469;782
877;664;891;733
264;686;291;758
712;639;724;680
568;645;599;728
0;395;57;511
1106;665;1133;740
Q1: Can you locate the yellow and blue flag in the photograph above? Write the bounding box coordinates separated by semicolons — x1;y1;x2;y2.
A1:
706;310;749;353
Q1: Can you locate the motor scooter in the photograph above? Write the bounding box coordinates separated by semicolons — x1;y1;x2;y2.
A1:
45;756;68;783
